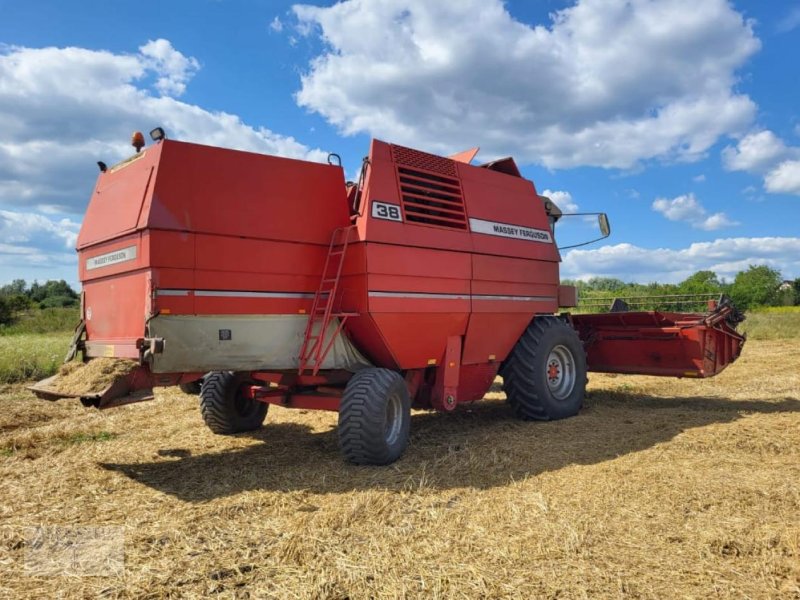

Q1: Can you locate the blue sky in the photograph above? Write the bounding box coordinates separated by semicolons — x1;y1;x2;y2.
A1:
1;0;798;287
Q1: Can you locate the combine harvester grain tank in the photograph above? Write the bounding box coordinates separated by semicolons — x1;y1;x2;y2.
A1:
31;129;746;465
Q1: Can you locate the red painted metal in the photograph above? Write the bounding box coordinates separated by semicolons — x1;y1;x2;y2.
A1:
571;305;745;378
431;335;462;411
251;370;352;387
243;384;341;411
298;225;359;375
42;136;745;412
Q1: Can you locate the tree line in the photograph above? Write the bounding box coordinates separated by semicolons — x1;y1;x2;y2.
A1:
565;265;799;312
0;279;79;325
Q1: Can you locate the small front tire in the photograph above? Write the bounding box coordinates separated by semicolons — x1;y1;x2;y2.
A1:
338;368;411;465
179;379;203;395
199;371;268;434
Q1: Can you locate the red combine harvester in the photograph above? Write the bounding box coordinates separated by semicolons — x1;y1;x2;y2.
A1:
31;131;746;465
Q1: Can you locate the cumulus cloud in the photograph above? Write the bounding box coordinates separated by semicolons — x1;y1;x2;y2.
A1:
652;193;737;231
0;40;325;214
541;189;578;213
562;237;800;283
292;0;759;169
139;39;200;96
0;209;80;285
0;209;80;249
723;129;800;196
722;130;796;174
764;160;800;195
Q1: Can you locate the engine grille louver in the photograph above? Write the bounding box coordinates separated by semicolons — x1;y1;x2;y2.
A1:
391;145;467;230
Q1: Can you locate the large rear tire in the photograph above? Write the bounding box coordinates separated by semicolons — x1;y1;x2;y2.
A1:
199;371;268;434
338;368;411;465
504;318;587;421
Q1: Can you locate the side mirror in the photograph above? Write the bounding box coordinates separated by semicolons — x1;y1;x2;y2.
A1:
599;213;611;238
555;212;612;250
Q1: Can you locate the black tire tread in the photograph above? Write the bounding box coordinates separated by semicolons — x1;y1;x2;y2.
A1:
503;318;587;421
338;368;409;465
200;371;267;435
179;379;202;395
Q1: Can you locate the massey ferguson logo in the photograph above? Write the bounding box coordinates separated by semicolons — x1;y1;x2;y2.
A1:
86;246;137;270
469;218;553;243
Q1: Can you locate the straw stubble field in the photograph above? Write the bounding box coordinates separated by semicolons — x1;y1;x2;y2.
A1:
0;339;798;598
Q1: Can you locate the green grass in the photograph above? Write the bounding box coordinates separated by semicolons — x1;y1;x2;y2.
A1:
740;311;800;340
748;305;800;314
0;333;73;384
2;430;118;457
0;307;80;335
63;431;118;444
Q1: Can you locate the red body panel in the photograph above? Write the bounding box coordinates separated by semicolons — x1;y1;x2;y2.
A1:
78;140;349;351
344;140;562;386
70;137;743;411
571;310;745;377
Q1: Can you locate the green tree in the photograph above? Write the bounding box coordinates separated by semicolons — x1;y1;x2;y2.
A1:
5;294;32;311
0;297;11;325
678;270;721;295
29;280;78;305
585;277;627;292
0;279;27;297
39;295;78;309
729;265;782;310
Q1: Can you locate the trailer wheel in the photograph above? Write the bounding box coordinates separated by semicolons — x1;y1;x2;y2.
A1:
504;318;587;421
179;379;202;395
338;368;411;465
199;371;268;434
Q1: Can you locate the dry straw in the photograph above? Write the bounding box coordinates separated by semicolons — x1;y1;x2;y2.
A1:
0;339;798;598
51;358;137;396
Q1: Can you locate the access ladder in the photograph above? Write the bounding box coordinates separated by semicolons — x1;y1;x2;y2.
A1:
297;225;359;375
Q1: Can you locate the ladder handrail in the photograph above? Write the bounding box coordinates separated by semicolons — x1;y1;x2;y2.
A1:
298;225;358;375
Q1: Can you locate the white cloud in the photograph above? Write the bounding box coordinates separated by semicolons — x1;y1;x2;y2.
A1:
764;160;800;195
699;212;737;231
653;194;702;221
139;39;200;97
693;174;706;183
292;0;759;169
723;129;800;196
652;193;737;231
0;209;80;285
562;237;800;283
0;40;325;214
0;209;80;249
541;189;578;213
270;16;284;33
722;130;795;174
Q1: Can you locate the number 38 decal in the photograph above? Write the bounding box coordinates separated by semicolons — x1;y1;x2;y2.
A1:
371;201;403;222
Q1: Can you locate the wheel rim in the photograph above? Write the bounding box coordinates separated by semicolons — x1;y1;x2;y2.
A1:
546;345;576;401
384;390;403;446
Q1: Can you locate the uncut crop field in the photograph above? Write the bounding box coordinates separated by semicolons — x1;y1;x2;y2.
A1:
0;329;798;597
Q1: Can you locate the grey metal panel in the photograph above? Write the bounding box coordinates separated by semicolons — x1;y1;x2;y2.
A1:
148;314;370;373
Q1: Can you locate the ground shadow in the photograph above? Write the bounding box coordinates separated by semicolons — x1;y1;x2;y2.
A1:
100;393;800;502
